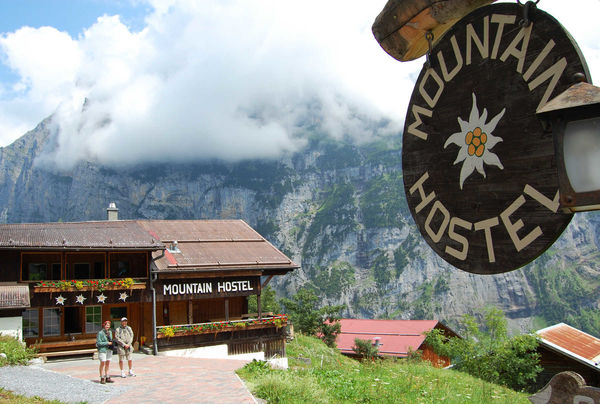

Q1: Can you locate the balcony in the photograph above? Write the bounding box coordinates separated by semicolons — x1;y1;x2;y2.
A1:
157;314;287;338
155;315;288;356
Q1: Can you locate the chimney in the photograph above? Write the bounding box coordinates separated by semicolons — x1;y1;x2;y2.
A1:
107;202;119;221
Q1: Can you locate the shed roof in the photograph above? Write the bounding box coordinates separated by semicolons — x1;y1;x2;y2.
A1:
335;319;454;357
0;221;163;250
536;323;600;369
0;285;30;309
137;220;298;274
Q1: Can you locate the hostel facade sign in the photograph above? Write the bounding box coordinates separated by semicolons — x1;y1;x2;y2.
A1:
155;277;259;301
402;4;589;274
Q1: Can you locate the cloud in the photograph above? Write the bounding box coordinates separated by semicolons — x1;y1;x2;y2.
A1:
1;0;416;169
0;0;599;170
0;25;81;145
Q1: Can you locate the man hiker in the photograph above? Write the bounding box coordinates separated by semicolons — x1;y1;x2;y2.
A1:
114;317;136;377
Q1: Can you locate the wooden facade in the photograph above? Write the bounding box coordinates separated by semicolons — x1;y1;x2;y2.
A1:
0;219;297;358
536;345;600;390
535;323;600;390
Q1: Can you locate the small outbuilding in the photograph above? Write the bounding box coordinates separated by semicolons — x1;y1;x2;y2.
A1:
335;319;458;367
535;323;600;389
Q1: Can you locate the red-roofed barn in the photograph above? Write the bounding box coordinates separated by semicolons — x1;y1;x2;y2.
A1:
336;319;458;367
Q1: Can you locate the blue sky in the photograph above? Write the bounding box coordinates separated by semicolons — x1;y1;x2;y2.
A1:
0;1;147;83
0;0;599;169
0;1;147;36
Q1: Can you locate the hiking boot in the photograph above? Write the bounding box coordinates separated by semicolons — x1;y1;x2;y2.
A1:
100;377;106;384
105;377;114;383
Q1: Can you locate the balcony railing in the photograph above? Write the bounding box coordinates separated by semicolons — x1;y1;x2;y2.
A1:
33;278;145;293
156;314;287;338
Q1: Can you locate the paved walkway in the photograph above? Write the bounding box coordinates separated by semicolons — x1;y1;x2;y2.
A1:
42;353;257;404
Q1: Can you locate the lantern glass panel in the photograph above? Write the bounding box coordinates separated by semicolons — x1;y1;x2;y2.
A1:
564;116;600;193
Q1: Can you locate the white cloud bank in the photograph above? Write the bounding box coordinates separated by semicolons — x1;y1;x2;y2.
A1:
0;0;599;169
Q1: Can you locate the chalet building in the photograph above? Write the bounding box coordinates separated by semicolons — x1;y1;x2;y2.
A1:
335;319;458;367
0;206;297;359
535;323;600;389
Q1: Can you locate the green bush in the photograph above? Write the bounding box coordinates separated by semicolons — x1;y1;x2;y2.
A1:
280;287;344;348
242;359;271;375
0;336;38;366
352;338;379;361
247;285;281;314
426;307;541;392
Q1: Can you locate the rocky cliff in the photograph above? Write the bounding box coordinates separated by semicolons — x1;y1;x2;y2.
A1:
2;117;599;335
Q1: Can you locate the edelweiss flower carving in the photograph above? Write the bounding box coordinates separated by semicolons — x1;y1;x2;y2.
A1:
444;93;505;189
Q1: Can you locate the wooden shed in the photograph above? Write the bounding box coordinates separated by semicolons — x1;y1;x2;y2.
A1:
535;323;600;389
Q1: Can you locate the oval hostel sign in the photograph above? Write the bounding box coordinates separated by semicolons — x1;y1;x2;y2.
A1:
402;4;589;274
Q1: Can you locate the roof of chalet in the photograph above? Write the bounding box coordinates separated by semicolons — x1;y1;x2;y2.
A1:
0;219;298;274
336;319;457;357
536;323;600;370
0;221;163;250
137;220;298;273
0;285;30;309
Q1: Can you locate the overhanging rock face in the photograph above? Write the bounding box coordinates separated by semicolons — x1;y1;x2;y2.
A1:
372;0;495;61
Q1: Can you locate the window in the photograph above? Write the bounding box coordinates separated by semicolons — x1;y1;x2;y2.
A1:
43;308;61;337
64;307;82;334
85;306;102;334
50;263;61;279
110;307;127;329
22;253;61;281
66;253;105;280
93;262;104;278
27;263;47;280
109;253;146;278
116;261;130;278
74;263;91;279
23;309;39;338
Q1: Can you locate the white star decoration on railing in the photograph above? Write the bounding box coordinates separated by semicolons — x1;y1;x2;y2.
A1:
55;295;66;305
119;292;129;302
97;293;107;304
75;294;87;304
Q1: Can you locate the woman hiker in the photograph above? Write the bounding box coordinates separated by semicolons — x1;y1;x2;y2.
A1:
96;320;115;384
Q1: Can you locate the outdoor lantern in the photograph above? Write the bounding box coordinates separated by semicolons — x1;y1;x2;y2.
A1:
537;74;600;212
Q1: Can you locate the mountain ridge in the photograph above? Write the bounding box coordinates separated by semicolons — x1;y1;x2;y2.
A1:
1;118;599;335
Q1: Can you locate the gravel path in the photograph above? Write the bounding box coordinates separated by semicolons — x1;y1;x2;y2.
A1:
0;364;129;403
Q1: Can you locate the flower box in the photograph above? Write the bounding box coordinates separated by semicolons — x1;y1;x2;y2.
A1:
157;316;287;339
33;283;146;293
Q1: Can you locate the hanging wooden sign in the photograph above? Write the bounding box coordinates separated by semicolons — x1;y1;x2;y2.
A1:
402;3;590;274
